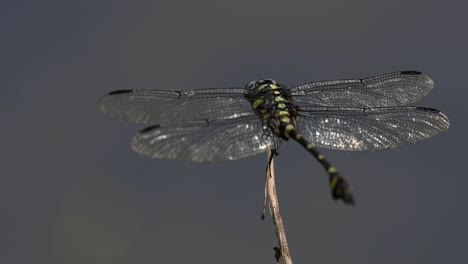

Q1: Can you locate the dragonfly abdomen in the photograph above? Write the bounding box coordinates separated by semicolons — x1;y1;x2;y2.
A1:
288;129;355;204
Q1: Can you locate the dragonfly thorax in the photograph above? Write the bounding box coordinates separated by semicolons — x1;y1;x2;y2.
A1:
244;79;298;140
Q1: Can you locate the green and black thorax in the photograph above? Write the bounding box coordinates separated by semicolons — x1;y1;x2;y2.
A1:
244;79;298;140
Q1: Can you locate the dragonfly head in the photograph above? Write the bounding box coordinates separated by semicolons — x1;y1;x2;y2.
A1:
245;79;279;91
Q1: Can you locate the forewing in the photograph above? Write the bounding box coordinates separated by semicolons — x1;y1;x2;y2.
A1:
131;115;278;162
99;88;252;125
296;106;449;151
290;71;434;107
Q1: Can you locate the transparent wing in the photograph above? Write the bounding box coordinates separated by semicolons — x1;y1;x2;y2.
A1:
290;71;434;107
296;106;449;151
131;115;278;163
99;88;252;125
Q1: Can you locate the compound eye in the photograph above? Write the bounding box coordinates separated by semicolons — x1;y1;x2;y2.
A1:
245;80;258;89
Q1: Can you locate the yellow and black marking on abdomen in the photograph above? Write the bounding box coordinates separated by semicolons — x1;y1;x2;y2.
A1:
246;79;354;205
288;129;354;204
277;115;354;204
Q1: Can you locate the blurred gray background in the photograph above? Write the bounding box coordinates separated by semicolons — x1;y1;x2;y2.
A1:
2;0;467;263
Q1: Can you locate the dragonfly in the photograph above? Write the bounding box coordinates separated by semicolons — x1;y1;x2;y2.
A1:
99;71;449;205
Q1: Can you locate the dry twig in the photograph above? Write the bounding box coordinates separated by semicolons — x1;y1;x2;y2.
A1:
262;150;293;264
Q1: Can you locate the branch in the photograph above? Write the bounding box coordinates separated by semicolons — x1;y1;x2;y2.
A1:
263;150;293;264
